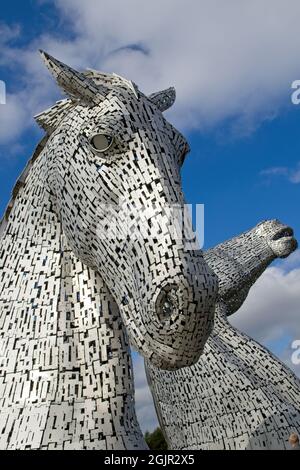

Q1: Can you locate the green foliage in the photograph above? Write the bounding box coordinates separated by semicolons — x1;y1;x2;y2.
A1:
144;427;168;450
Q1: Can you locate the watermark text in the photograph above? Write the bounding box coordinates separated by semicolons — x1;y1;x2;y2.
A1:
0;80;6;104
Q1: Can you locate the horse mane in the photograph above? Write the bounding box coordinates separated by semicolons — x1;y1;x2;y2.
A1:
0;134;49;237
0;71;139;238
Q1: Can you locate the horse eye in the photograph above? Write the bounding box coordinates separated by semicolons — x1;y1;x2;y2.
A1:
89;133;114;153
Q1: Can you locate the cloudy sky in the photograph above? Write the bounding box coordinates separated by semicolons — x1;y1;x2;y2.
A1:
0;0;299;433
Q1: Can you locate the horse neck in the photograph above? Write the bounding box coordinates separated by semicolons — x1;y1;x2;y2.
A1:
0;150;60;311
0;152;145;449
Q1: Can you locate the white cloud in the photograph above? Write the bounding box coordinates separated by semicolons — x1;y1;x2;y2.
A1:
260;162;300;184
290;166;300;184
51;0;300;132
230;250;300;375
260;167;289;177
0;23;20;48
279;248;300;270
0;25;63;147
132;353;159;433
0;94;28;144
2;1;300;145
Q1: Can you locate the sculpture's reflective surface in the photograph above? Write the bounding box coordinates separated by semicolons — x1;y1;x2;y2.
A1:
0;52;218;449
146;220;300;450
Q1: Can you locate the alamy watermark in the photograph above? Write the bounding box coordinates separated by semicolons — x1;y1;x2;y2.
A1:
94;202;205;250
291;80;300;105
291;339;300;365
0;80;6;104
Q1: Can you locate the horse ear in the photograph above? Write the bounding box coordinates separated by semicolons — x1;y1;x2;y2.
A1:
39;50;109;106
148;87;176;112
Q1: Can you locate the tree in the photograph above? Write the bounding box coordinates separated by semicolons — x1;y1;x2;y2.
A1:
144;427;168;450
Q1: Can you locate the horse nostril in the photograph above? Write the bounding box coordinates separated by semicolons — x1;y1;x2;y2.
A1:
156;285;179;323
162;298;173;316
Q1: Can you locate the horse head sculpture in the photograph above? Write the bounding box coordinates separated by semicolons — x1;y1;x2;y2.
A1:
36;51;218;370
146;219;299;450
204;219;298;315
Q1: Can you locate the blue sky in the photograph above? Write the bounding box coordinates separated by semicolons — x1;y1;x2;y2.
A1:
0;1;299;432
1;1;300;247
